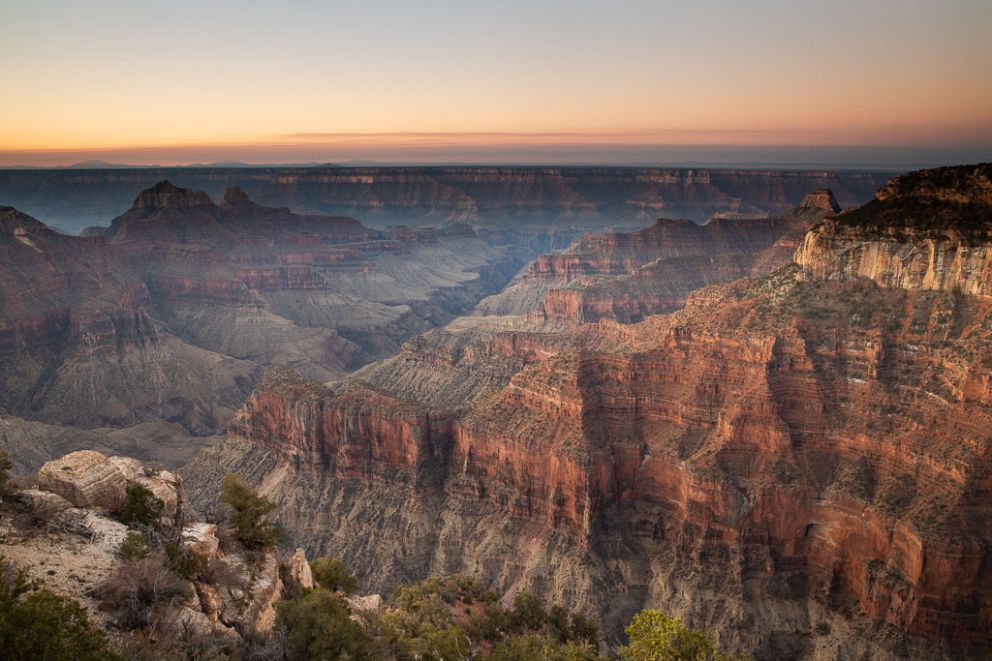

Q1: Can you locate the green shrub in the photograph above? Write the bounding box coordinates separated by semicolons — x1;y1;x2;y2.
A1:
490;634;605;661
120;483;164;527
275;588;370;660
0;556;117;660
619;610;748;661
569;612;599;645
119;531;150;560
0;451;13;499
511;591;547;630
310;556;358;594
165;542;208;580
219;474;286;550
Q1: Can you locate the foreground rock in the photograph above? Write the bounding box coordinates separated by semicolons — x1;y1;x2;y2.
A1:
288;548;314;589
2;450;302;648
37;450;181;525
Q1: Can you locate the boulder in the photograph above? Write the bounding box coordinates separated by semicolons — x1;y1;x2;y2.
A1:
161;606;239;643
345;593;382;614
182;523;220;559
109;456;182;523
37;451;183;524
217;552;283;633
288;548;314;589
38;451;129;511
195;583;224;622
15;489;73;519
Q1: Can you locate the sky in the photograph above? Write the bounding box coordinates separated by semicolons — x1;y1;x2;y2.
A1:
1;0;990;168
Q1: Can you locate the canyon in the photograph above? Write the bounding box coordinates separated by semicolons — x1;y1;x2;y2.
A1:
181;164;992;660
1;164;988;659
0;181;548;472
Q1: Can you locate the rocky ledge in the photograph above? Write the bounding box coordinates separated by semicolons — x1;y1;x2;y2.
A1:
796;164;992;296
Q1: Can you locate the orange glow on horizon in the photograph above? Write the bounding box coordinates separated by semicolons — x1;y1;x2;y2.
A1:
1;1;990;166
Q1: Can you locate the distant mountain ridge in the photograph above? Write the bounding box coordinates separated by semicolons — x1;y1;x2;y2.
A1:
0;166;892;234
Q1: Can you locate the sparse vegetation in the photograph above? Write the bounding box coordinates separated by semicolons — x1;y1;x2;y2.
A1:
165;541;208;580
876;474;917;514
619;610;749;661
0;556;117;660
219;474;286;550
311;555;359;594
120;483;164;527
0;450;14;500
94;556;192;630
119;531;151;560
833;456;876;501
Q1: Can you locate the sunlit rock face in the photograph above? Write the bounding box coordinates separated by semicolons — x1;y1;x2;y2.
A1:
797;164;992;297
184;166;992;660
480;189;839;323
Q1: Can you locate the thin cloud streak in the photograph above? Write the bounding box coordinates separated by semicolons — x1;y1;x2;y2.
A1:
1;140;989;170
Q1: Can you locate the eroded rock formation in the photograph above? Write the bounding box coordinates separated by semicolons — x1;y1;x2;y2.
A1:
0;182;531;450
479;189;839;323
185;165;992;660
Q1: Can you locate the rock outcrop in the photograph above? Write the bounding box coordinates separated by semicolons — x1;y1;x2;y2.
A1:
288;548;314;589
480;189;838;323
1;450;302;648
130;180;214;211
796;164;992;297
37;450;182;525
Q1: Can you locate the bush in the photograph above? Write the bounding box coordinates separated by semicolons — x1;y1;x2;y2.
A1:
619;610;748;661
569;612;599;645
0;451;13;499
165;542;208;580
490;634;604;661
390;575;495;610
94;556;191;630
120;483;164;527
0;556;116;660
465;602;513;642
511;591;547;631
219;474;286;550
310;556;358;594
119;531;150;560
275;588;370;660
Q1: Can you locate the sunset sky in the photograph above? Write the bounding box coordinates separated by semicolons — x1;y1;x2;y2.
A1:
2;0;990;167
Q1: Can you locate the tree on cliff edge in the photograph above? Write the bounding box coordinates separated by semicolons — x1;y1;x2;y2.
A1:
219;474;286;550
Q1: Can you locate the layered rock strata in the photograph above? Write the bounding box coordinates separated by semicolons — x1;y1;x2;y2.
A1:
185;166;992;659
0;182;531;439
